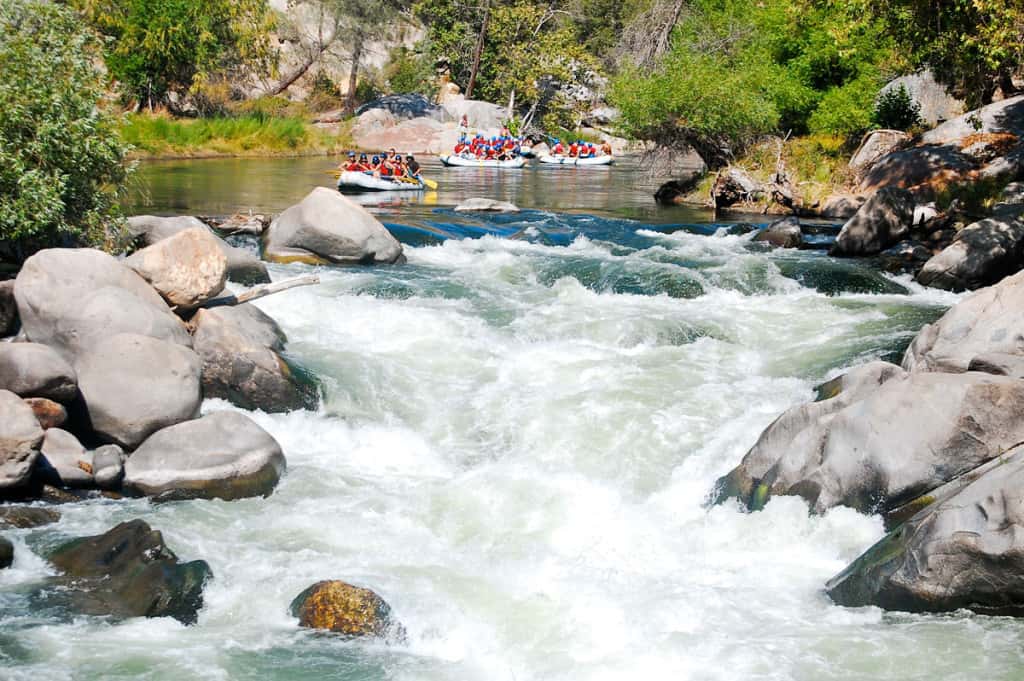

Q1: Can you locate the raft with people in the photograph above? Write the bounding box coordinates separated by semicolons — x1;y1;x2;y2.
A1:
332;150;434;193
442;133;528;169
539;139;614;166
538;154;614;166
336;171;424;192
440;155;527;169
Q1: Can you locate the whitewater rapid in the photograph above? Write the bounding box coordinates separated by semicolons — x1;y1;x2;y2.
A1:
5;221;1023;681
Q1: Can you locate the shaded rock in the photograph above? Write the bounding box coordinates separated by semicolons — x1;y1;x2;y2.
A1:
0;536;11;569
654;172;702;205
858;145;975;195
439;93;505;131
123;411;285;501
980;146;1024;183
711;370;1024;515
827;445;1024;616
14;249;191;358
23;397;67;430
968;352;1024;378
92;444;125;490
904;269;1024;373
920;95;1024;147
75;334;202;449
0;280;15;336
849;130;911;175
125;227;228;309
128;215;271;285
453;198;520;213
37;429;93;488
264;188;404;266
0;505;60;528
753;217;803;248
881;71;966;126
831;187;915;256
879;240;932;274
0;342;77;402
820;194;866;219
712;168;762;208
46;519;211;624
0;390;44;491
995;181;1024;211
916;212;1024;291
290;580;401;638
355;94;442;121
192;305;317;413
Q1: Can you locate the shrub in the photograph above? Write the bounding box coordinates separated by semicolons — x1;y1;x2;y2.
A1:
0;0;132;260
873;84;922;131
807;75;881;138
384;47;435;95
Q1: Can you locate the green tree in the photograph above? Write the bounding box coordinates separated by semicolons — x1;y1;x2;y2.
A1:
0;0;132;260
76;0;275;109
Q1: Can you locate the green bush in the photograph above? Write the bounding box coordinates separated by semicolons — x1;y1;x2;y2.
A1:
384;47;435;95
873;84;922;131
0;0;132;259
807;74;881;138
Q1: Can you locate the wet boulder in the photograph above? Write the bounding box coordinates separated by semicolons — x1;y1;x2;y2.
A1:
903;268;1024;373
290;580;402;639
0;342;77;402
264;188;404;266
192;304;317;413
23;397;67;430
831;187;915;256
125;227;228;310
712;369;1024;515
753;217;803;249
0;280;16;336
878;240;932;274
123;411;285;501
45;519;211;624
820;194;866;220
92;444;125;490
0;390;44;491
454;198;520;213
37;429;93;488
74;334;202;449
13;249;191;359
0;505;60;528
827;445;1024;616
916;211;1024;291
0;536;11;569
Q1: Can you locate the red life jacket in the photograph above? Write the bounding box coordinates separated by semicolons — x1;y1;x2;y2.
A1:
569;144;579;157
553;143;564;155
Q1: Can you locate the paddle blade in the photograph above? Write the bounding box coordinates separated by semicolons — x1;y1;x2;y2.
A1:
422;177;438;190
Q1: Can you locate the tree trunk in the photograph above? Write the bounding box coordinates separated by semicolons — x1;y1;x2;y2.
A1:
466;0;491;99
345;33;364;114
268;46;328;96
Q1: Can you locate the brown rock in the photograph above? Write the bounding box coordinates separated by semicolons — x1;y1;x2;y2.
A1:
23;397;67;429
0;505;61;528
290;580;401;639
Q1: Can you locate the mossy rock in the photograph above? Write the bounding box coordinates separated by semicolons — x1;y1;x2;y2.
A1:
290;580;402;639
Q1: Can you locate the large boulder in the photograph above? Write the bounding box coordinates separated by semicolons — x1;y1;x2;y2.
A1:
881;71;967;126
290;580;402;638
916;211;1024;291
127;216;270;285
75;334;202;449
123;411;286;501
192;305;317;413
0;343;77;402
753;217;803;249
37;428;93;488
819;194;866;219
858;145;975;195
920;95;1024;147
13;249;191;358
849;130;911;176
827;445;1024;616
903;268;1024;373
0;506;60;528
92;444;125;490
264;188;404;265
0;280;15;336
831;187;915;256
355;94;442;121
712;168;763;208
711;369;1024;515
0;390;44;491
125;227;227;309
45;520;211;624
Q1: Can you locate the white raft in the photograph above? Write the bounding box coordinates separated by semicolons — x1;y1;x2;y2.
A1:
336;171;424;192
538;154;614;166
439;155;527;169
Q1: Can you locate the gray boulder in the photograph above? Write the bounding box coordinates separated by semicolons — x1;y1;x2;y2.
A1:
123;411;286;501
128;215;270;285
92;444;125;490
753;217;803;248
827;445;1024;616
711;369;1024;515
881;71;966;126
0;390;44;491
849;130;911;176
125;227;227;309
879;240;932;274
903;268;1024;372
0;342;77;402
0;536;11;569
37;428;93;488
916;212;1024;291
0;280;15;336
831;187;915;256
264;187;404;265
192;304;317;413
921;95;1024;147
75;334;202;449
454;198;520;213
858;145;975;195
820;194;866;219
14;249;191;358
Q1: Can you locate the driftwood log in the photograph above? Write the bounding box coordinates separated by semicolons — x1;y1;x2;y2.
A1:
200;275;320;309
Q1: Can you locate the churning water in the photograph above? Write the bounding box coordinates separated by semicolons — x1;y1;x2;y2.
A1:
3;160;1021;680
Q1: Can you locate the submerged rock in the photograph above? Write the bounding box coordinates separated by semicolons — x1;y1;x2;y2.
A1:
0;390;44;492
123;411;285;501
753;217;803;248
0;536;11;569
264;187;404;266
290;580;402;638
46;519;211;624
916;211;1024;291
0;505;60;528
454;198;520;213
0;342;77;402
125;227;228;310
831;187;915;256
827;445;1024;616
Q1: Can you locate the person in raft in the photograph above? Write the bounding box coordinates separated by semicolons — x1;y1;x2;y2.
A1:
551;138;565;155
601;141;613;157
341;151;360;171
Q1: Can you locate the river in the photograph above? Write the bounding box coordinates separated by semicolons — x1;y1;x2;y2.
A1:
4;157;1021;681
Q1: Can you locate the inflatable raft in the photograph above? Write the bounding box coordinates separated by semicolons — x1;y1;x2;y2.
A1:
538;154;614;166
337;171;424;192
439;155;527;169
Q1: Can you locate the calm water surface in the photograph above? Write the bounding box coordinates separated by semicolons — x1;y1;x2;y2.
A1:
3;157;1012;681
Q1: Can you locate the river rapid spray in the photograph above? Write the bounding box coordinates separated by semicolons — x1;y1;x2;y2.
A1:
4;209;1024;681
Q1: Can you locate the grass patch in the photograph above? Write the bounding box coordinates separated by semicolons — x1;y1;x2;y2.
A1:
120;111;347;159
